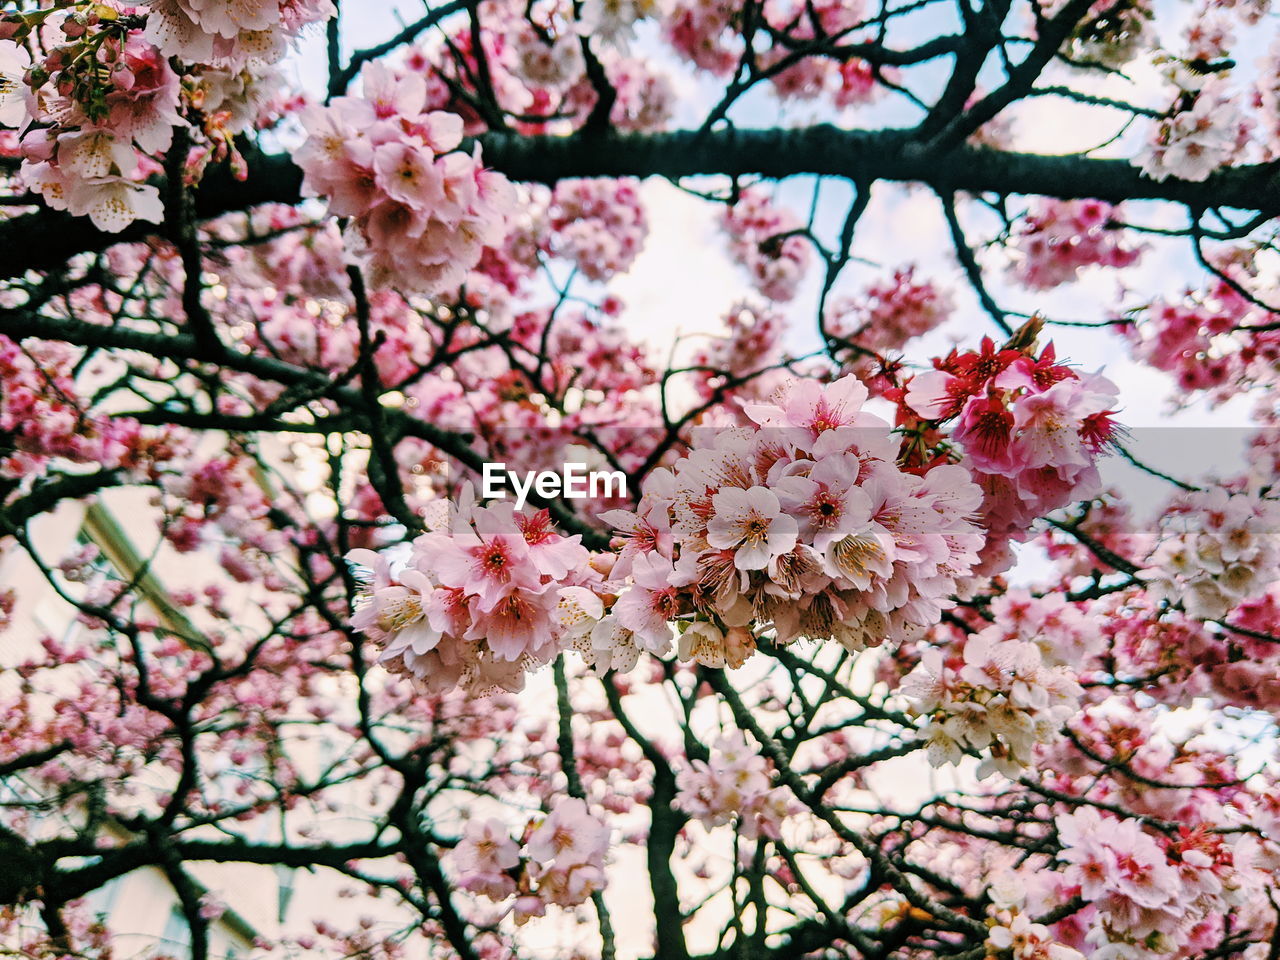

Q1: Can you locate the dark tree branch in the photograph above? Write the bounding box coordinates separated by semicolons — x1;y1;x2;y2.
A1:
0;310;611;548
329;0;470;97
5;128;1280;284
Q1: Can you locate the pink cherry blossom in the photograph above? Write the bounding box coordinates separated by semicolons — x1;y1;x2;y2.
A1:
706;486;799;571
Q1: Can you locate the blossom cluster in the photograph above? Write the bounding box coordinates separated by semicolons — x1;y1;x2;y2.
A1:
574;54;676;131
347;498;604;696
144;0;334;69
1217;590;1280;711
900;632;1083;777
545;179;648;282
1038;493;1147;581
404;0;674;139
0;0;306;234
664;0;885;104
1140;486;1280;620
689;302;791;406
0;335;161;479
825;267;952;354
1127;13;1263;183
986;913;1082;960
476;178;654;299
1007;200;1142;290
1258;36;1280;158
449;797;610;921
577;0;667;49
1138;78;1249;183
2;22;183;232
982;589;1105;672
756;0;881;104
900;337;1119;575
721;188;812;302
1119;280;1261;400
1073;586;1280;715
1055;807;1251;958
674;732;792;840
986;876;1084;960
159;454;290;585
663;0;741;74
508;20;584;91
595;374;987;671
297;64;515;294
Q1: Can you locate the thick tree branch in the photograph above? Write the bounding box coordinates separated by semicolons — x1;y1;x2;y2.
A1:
5;128;1280;283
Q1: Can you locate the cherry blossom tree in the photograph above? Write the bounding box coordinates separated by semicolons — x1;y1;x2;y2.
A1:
1;1;1279;959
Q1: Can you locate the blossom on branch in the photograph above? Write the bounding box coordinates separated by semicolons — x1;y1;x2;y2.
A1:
297;64;516;294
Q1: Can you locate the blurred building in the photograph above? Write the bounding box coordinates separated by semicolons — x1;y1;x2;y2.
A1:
0;494;277;959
